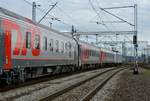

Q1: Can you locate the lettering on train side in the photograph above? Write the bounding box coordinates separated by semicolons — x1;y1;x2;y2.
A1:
2;19;13;69
3;19;23;56
3;19;41;57
26;25;41;56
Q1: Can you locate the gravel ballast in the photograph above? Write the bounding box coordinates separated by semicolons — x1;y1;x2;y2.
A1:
0;68;113;101
106;68;150;101
52;69;121;101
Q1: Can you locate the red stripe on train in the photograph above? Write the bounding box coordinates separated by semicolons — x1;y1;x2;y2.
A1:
13;58;74;61
2;20;12;70
2;19;23;70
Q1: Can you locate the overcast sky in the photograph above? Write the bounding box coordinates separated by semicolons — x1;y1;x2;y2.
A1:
0;0;149;43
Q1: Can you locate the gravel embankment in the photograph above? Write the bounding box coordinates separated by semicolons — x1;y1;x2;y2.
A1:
52;69;120;101
90;68;125;101
106;68;150;101
0;68;112;101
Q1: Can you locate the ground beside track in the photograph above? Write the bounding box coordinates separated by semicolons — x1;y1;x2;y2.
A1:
105;67;150;101
0;68;114;101
4;65;149;101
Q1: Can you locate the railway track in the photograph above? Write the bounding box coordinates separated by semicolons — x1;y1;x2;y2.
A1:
0;68;100;92
81;68;124;101
39;67;126;101
0;67;118;101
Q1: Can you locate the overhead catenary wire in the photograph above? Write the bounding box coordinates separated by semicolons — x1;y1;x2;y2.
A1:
88;0;110;31
38;2;58;23
95;0;117;31
47;0;88;32
100;7;135;26
88;0;117;48
102;6;134;10
22;0;73;29
48;0;76;23
24;0;80;31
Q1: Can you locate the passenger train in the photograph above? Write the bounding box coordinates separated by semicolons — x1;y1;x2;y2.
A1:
0;7;123;84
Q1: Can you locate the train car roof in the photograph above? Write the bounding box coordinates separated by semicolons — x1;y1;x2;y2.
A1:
0;7;74;40
78;40;117;53
0;7;120;55
100;48;116;54
78;40;100;49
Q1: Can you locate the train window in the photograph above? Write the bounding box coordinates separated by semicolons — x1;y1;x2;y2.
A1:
68;42;71;49
61;42;64;53
12;30;18;48
49;39;53;52
65;43;68;50
68;42;71;57
34;35;40;49
26;32;31;49
97;52;99;57
43;37;47;50
56;40;59;52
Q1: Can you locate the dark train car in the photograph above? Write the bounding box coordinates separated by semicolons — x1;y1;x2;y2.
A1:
115;53;123;64
100;48;115;63
78;41;101;68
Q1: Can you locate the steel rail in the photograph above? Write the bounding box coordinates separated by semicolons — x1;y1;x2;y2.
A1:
39;68;122;101
81;68;125;101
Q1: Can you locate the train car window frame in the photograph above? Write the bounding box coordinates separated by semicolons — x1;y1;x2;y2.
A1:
34;34;40;49
61;42;64;53
68;42;71;57
26;32;31;49
43;36;47;50
68;42;71;50
65;43;68;52
49;39;53;52
56;40;59;52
